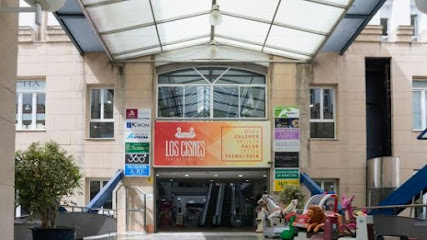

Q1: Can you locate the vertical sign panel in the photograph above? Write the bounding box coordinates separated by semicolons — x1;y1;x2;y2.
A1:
125;108;151;177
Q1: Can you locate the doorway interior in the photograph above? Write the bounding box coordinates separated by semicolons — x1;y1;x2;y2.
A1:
155;169;268;231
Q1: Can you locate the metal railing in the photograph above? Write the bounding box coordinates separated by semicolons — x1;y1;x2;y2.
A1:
59;205;116;218
115;185;147;233
355;203;427;218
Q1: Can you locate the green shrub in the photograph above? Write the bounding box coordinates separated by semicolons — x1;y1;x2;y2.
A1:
15;141;82;228
278;185;305;209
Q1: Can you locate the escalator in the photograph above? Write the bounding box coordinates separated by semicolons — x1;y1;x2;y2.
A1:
220;184;232;226
200;183;220;226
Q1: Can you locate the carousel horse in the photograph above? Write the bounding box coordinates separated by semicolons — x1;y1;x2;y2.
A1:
339;195;357;236
257;194;284;227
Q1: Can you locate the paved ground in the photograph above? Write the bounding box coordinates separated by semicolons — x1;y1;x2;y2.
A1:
112;232;266;240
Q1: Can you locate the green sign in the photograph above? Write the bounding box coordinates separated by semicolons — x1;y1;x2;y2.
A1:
275;168;299;180
125;142;149;153
274;106;299;119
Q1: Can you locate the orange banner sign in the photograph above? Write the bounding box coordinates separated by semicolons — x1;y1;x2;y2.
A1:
154;121;270;167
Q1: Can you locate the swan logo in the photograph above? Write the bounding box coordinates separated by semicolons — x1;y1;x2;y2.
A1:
174;127;196;139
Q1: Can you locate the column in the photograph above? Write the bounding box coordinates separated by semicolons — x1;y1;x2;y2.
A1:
0;0;19;239
389;0;411;41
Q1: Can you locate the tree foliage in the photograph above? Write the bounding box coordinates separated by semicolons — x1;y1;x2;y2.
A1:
15;141;82;228
278;185;306;209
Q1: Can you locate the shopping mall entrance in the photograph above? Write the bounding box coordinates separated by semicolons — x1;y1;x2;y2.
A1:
155;169;269;231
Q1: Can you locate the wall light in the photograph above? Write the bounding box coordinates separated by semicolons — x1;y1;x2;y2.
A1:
415;0;427;14
0;0;66;25
209;4;222;26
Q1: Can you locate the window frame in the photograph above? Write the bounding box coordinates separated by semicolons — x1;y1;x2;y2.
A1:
309;87;336;139
156;66;268;120
314;179;339;194
411;14;419;41
16;80;46;131
88;179;113;209
413;84;426;131
89;87;115;138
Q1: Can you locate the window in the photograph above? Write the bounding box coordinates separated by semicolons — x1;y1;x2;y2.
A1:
89;180;112;209
90;88;114;138
310;87;335;138
411;14;419;41
314;179;338;194
413;81;427;130
157;67;266;119
380;18;388;36
16;81;46;130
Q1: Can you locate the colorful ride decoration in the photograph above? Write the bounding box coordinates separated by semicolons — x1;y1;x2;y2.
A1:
339;195;358;236
292;194;338;233
280;215;297;240
256;194;297;227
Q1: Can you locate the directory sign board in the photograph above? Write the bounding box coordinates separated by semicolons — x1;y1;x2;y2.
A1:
124;108;151;177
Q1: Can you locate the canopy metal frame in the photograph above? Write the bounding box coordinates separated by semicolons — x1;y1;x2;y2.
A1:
76;0;355;62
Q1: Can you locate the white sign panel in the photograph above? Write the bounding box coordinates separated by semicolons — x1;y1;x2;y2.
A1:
138;108;151;119
274;139;300;152
125;119;151;131
124;131;151;142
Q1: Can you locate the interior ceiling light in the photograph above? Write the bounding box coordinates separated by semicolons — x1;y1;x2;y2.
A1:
184;174;189;177
210;39;218;57
209;4;222;26
238;174;243;178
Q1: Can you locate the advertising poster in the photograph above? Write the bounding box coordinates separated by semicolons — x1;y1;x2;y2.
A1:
274;139;300;152
274;168;300;191
274;152;299;168
125;108;151;177
154;121;270;167
274;106;299;119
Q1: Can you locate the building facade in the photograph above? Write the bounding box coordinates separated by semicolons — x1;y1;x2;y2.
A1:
14;0;427;233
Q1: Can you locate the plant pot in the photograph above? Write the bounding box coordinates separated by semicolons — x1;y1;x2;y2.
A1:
31;227;76;240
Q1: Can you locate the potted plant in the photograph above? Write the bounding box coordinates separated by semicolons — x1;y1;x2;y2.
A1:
278;184;306;209
15;141;83;240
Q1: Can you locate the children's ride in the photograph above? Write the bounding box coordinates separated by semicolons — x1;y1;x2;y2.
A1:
293;194;338;231
256;194;298;238
339;195;357;236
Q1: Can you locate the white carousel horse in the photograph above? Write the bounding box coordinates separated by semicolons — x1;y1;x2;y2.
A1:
257;194;283;227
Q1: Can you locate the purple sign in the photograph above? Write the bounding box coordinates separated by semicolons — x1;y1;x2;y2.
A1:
275;129;299;140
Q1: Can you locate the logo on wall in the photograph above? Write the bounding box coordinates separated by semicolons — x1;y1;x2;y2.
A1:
125;120;151;131
125;154;149;164
175;127;196;139
125;131;151;142
126;109;138;119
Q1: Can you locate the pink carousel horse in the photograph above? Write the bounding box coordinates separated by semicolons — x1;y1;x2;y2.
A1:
339;195;357;236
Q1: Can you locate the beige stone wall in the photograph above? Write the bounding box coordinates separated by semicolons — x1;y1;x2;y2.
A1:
0;0;19;239
309;41;427;207
16;33;157;231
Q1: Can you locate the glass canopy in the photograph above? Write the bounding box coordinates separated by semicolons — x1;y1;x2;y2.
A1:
80;0;353;61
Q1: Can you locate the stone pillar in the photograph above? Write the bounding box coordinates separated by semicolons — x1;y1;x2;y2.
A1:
296;64;312;171
418;13;427;42
389;0;411;41
0;0;18;239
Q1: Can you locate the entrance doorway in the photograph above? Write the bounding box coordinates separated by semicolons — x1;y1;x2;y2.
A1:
155;169;268;231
